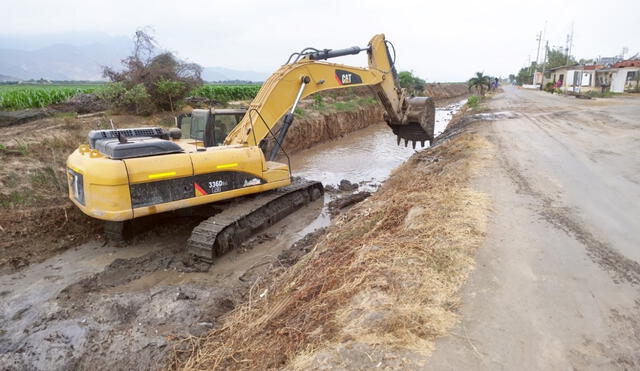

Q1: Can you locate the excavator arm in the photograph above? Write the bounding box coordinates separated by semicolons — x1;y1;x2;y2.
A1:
224;34;435;152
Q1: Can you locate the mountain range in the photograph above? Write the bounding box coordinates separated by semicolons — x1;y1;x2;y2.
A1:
0;34;268;82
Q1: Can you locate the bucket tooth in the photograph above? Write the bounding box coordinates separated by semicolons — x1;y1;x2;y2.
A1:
404;139;408;147
421;141;425;148
412;141;416;149
397;135;401;145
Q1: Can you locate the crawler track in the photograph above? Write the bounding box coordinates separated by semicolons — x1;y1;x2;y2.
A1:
187;179;324;262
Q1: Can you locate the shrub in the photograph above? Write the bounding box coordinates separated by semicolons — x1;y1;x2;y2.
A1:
122;83;152;115
467;95;480;108
544;82;555;92
155;79;187;114
96;82;127;108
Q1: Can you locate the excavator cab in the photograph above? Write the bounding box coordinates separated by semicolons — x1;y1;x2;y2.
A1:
177;108;246;147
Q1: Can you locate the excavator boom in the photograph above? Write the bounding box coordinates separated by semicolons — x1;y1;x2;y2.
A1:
225;34;435;150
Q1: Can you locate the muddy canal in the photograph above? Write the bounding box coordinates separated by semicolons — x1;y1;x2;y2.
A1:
291;99;466;188
0;99;465;370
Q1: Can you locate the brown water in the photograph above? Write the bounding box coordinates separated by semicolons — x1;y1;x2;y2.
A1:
290;99;466;189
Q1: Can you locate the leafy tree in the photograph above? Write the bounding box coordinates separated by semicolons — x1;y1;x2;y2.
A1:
546;47;576;70
398;71;426;94
513;47;577;86
102;29;202;113
155;78;187;114
468;72;491;96
578;58;595;65
515;66;532;85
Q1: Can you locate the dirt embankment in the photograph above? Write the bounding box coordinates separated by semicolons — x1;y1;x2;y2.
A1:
424;83;469;103
282;105;384;153
176;113;492;369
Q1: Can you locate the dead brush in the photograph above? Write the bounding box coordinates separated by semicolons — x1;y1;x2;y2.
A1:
174;132;492;370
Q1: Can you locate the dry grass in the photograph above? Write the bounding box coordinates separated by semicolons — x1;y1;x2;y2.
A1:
174;130;492;370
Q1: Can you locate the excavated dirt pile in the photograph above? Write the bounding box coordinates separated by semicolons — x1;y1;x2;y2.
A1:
177;119;492;369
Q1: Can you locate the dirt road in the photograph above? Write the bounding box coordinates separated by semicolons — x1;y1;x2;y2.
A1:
427;86;640;369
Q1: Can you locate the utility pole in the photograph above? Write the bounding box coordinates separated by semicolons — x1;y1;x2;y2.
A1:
535;31;542;65
566;22;574;65
540;40;549;90
533;31;543;84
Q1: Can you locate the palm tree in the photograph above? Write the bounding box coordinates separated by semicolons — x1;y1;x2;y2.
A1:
468;72;491;96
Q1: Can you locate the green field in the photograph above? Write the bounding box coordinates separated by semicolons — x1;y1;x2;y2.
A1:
0;83;262;111
0;84;102;110
191;84;261;102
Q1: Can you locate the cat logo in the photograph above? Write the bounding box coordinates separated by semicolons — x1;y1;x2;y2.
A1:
335;69;363;85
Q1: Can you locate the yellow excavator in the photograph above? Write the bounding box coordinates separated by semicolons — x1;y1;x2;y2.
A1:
66;34;435;262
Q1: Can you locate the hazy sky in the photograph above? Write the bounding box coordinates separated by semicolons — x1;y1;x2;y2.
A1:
2;0;639;81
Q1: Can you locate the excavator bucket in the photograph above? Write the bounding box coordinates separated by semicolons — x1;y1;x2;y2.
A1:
388;97;436;148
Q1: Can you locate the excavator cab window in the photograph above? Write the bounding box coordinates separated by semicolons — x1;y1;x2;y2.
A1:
176;109;211;145
212;114;242;145
177;110;245;147
190;110;209;142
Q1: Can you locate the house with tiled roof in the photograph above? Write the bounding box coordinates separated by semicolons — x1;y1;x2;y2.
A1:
543;64;601;93
544;57;640;93
608;59;640;92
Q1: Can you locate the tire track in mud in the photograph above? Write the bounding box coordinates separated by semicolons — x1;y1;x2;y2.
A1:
490;124;640;286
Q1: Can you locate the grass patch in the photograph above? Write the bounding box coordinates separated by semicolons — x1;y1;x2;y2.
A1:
333;101;358;112
293;107;305;118
0;190;32;208
310;94;329;112
585;90;617;98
